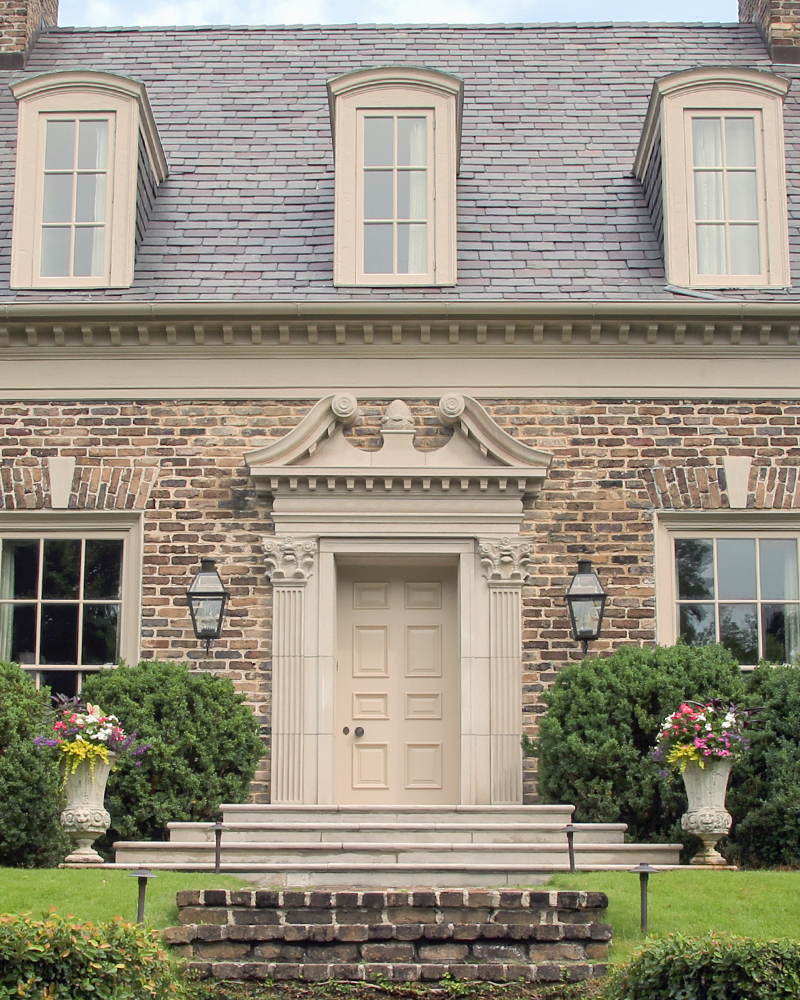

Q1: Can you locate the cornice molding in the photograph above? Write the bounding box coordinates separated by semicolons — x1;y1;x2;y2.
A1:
0;301;797;352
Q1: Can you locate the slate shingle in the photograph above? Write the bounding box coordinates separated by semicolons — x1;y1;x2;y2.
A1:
0;20;795;302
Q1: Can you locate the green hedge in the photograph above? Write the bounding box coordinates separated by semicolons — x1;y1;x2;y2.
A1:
606;933;800;1000
726;663;800;868
82;661;264;855
0;912;185;1000
532;644;746;849
0;661;68;867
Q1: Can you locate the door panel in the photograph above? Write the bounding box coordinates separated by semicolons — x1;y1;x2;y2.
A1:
336;564;459;804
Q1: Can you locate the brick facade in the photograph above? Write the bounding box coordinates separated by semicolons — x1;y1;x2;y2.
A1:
2;395;798;802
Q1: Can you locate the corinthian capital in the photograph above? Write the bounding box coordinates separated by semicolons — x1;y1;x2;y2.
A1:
479;537;533;584
262;535;317;583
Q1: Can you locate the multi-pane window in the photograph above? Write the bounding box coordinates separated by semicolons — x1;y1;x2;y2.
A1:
675;536;800;665
361;113;430;276
0;537;124;696
691;114;762;277
40;117;111;279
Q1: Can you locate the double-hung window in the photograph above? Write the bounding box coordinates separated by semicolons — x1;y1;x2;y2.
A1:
10;71;167;289
329;67;462;287
361;112;432;277
0;514;142;696
690;113;763;279
40;115;112;280
658;517;800;667
634;68;790;289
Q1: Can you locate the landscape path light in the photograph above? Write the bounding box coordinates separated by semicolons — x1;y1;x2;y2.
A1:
128;867;157;924
186;558;228;653
565;560;608;655
561;822;578;874
212;819;229;874
629;863;659;934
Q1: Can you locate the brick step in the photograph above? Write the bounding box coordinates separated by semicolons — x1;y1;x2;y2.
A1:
166;821;627;845
166;887;611;984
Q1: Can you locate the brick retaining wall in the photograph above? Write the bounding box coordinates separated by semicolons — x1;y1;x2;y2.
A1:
166;887;611;983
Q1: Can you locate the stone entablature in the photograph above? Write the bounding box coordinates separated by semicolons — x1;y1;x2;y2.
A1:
168;887;611;984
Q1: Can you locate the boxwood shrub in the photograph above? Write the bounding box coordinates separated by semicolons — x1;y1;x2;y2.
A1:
605;933;800;1000
0;660;68;867
0;912;185;1000
726;662;800;868
531;644;746;848
81;660;264;855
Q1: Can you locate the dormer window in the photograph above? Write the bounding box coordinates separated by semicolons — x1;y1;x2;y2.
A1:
10;71;168;289
328;67;462;287
635;68;790;289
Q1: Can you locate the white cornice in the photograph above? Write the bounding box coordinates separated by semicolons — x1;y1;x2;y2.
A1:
0;300;797;352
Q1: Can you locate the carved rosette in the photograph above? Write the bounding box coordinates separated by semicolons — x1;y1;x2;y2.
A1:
479;537;533;584
262;536;317;583
680;757;734;866
61;754;115;864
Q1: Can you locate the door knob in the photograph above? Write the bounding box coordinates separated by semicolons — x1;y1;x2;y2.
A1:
354;727;364;738
342;727;350;735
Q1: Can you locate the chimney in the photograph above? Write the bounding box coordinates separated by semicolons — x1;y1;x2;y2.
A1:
0;0;57;68
741;0;800;62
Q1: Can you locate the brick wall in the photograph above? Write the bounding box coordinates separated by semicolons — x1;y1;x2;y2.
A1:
2;396;798;802
0;0;57;66
740;0;800;61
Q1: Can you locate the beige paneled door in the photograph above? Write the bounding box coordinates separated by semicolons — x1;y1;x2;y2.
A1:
335;563;459;804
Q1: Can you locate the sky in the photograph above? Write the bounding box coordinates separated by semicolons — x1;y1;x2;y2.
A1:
58;0;741;28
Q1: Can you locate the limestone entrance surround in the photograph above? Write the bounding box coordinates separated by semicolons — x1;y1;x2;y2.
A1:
245;393;552;805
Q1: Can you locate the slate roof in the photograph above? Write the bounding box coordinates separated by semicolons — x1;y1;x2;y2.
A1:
0;20;798;302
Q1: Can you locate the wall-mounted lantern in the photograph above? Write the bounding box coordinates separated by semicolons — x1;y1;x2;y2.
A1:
186;558;228;653
565;559;607;655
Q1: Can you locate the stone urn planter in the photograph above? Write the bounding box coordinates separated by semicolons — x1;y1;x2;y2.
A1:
61;754;115;864
680;756;733;866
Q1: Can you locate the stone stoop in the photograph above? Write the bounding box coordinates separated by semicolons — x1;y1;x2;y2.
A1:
166;887;612;984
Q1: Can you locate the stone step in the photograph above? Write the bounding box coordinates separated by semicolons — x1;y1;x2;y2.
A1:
166;821;627;846
113;839;681;878
220;804;576;826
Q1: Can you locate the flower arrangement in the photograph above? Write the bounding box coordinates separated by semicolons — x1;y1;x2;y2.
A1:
652;699;760;772
34;696;148;782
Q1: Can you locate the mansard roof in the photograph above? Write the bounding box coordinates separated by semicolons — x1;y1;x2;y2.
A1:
0;19;798;302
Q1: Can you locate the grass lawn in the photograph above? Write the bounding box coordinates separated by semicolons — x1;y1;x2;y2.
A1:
3;867;800;997
0;867;245;929
548;869;800;964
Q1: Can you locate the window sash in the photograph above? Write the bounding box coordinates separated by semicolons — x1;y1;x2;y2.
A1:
686;110;767;280
35;112;115;283
0;535;124;673
356;109;435;279
673;533;800;665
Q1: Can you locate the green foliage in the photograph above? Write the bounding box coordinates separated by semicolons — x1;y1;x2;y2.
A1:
533;644;746;847
0;911;186;1000
0;661;68;868
81;661;263;854
726;663;800;868
605;933;800;1000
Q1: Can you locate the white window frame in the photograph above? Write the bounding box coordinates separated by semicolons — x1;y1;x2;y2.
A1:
329;67;462;287
635;68;791;289
0;512;142;690
656;512;800;669
10;71;167;290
